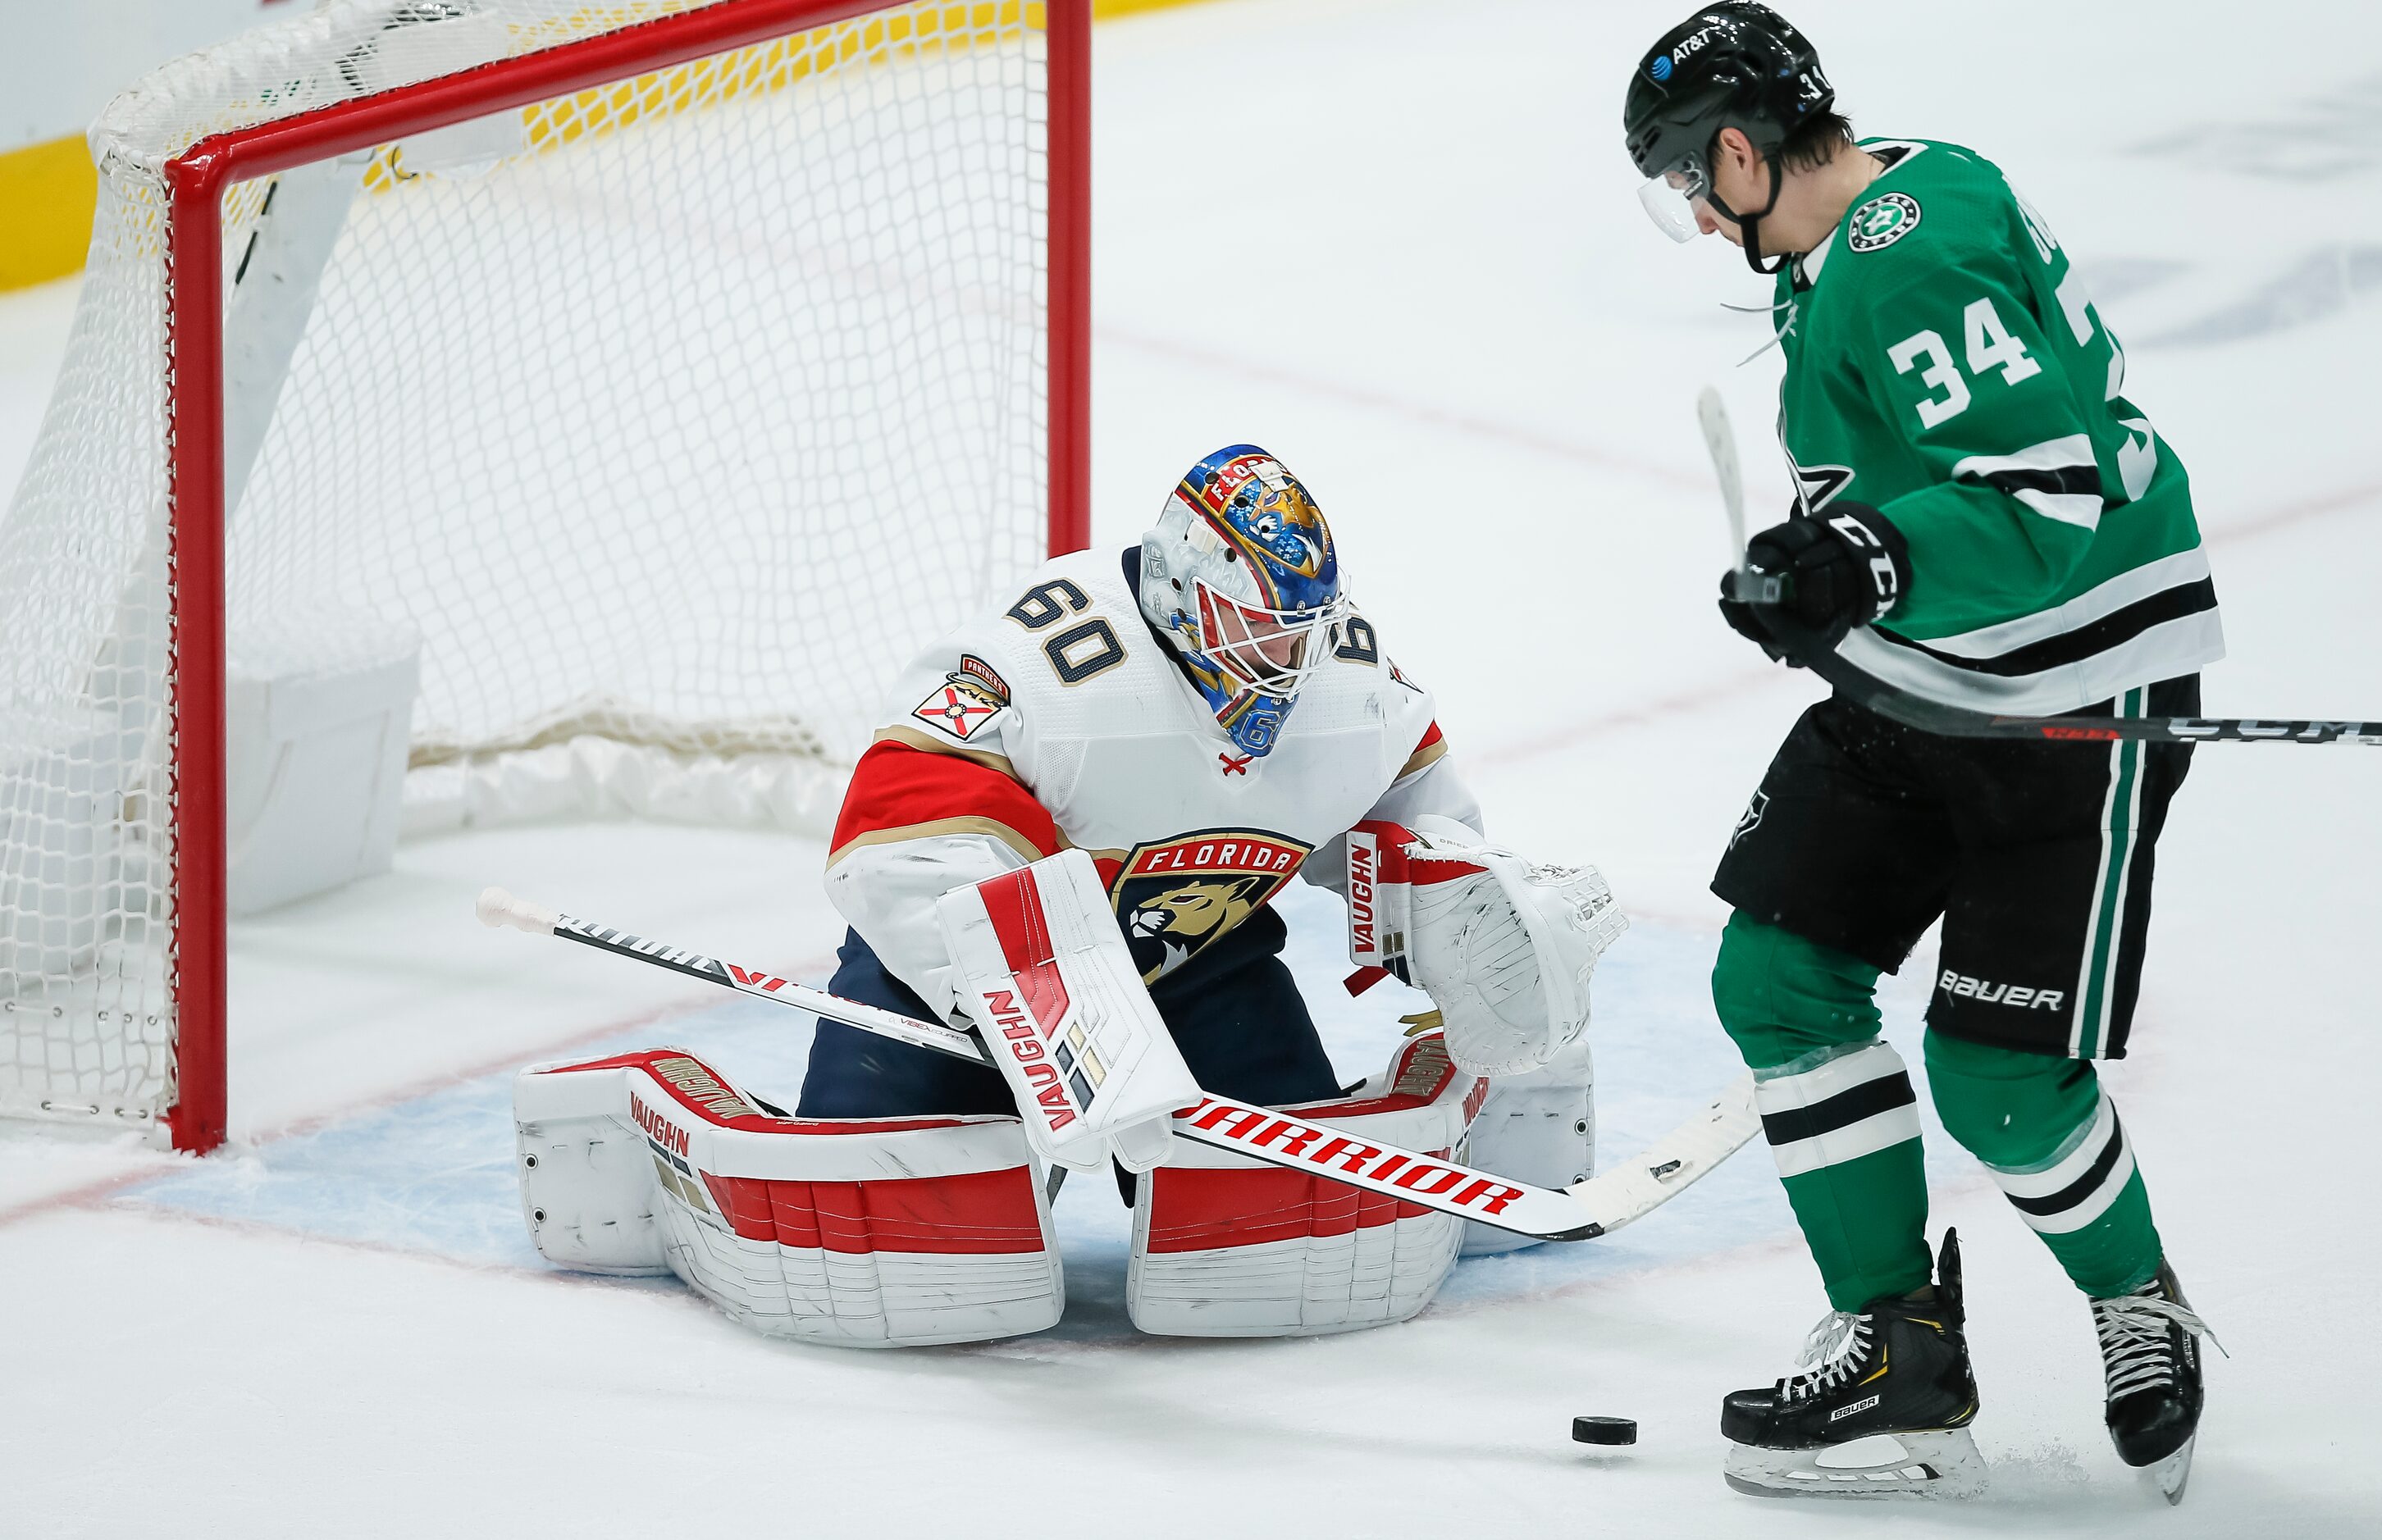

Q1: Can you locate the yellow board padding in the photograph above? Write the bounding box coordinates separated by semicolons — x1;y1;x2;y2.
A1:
1091;0;1224;16
0;135;99;292
2;0;1234;290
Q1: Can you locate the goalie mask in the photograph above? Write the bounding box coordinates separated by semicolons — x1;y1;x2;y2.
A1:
1138;444;1350;758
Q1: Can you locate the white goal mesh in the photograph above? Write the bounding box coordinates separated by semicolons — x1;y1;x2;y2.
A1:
0;0;1063;1140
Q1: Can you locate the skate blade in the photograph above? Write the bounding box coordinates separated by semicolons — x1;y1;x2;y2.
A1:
1723;1429;1987;1501
2147;1437;2194;1506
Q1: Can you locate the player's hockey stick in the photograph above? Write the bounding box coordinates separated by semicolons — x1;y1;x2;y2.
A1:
1694;386;2382;746
477;887;1759;1242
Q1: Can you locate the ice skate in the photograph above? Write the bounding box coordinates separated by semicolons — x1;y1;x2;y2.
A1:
1720;1230;1984;1499
2092;1260;2214;1504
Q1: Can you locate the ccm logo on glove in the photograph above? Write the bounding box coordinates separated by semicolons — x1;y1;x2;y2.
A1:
1719;501;1913;655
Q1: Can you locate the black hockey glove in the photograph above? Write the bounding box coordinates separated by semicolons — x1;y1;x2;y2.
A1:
1718;502;1911;661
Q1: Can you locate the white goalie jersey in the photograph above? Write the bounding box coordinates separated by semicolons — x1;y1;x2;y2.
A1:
824;547;1482;1023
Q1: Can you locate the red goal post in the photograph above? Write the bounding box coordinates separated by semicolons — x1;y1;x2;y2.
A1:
3;0;1090;1155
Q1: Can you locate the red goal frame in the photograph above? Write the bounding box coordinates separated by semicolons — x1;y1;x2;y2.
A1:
157;0;1092;1153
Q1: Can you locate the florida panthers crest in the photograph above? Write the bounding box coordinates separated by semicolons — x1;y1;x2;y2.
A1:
1108;829;1312;982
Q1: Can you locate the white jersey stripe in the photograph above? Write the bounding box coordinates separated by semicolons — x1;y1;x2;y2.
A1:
2010;486;2102;531
1948;434;2097;480
1897;546;2212;663
1837;610;2225;716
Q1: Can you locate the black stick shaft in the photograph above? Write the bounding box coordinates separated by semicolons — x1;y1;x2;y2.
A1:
1739;574;2382;746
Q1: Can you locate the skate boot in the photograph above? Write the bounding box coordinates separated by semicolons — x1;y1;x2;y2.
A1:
2092;1260;2214;1505
1720;1229;1984;1499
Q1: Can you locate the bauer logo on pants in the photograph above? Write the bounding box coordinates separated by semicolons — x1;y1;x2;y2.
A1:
1107;829;1312;983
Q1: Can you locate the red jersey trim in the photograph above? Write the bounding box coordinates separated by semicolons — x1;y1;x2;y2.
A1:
1396;720;1448;781
828;739;1061;867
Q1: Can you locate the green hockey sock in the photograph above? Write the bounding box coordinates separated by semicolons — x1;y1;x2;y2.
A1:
1924;1032;2163;1297
1713;913;1931;1311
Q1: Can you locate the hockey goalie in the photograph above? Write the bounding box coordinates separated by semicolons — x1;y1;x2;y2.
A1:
512;445;1626;1346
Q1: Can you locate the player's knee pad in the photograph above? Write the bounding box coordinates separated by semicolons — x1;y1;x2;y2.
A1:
515;1047;1062;1347
1458;1032;1594;1257
1125;1031;1479;1338
1711;912;1884;1069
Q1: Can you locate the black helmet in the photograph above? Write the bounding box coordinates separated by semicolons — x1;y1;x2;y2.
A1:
1622;4;1834;267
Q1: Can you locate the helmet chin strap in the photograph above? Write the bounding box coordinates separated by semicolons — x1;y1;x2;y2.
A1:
1708;156;1790;276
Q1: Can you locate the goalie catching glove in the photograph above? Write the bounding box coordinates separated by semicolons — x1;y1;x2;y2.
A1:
1346;816;1627;1077
936;848;1202;1174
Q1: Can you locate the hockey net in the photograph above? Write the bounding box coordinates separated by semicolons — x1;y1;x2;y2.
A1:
0;0;1086;1150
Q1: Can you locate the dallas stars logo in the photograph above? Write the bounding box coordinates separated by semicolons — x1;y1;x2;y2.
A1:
1847;192;1921;253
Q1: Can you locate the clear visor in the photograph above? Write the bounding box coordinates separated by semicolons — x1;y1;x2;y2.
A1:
1193;578;1349;699
1637;159;1709;244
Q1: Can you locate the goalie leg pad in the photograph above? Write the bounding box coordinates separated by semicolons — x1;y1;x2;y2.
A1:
1126;1032;1482;1337
516;1049;1062;1347
1458;1034;1595;1257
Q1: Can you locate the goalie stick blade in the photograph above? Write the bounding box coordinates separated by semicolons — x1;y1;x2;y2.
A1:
1562;1074;1760;1235
1170;1078;1760;1243
1170;1093;1608;1241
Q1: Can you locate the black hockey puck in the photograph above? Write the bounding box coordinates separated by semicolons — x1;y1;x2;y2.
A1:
1571;1416;1638;1446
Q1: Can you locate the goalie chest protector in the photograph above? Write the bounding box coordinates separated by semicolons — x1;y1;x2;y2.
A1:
849;549;1445;986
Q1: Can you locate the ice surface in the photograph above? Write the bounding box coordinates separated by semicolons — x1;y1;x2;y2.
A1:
6;0;2382;1534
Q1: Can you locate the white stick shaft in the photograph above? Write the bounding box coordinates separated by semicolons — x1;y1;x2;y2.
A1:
478;888;1756;1241
1696;385;1748;560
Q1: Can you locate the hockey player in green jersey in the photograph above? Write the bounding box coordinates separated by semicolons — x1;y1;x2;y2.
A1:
1622;3;2217;1503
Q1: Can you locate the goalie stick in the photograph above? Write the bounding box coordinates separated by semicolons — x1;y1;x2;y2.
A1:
1694;386;2382;747
477;886;1758;1242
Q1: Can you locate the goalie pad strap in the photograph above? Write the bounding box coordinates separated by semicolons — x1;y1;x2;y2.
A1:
516;1049;1062;1347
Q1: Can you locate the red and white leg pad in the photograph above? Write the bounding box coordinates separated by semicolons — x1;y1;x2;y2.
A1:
514;1048;1062;1347
1126;1032;1485;1337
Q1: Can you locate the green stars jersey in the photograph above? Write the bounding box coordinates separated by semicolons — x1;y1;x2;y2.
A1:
1773;139;2221;713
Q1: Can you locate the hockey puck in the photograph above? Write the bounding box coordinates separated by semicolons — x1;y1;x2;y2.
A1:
1571;1416;1638;1446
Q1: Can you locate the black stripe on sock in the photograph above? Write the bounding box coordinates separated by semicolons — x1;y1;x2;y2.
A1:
2005;1113;2129;1218
1760;1071;1916;1149
1870;579;2217;677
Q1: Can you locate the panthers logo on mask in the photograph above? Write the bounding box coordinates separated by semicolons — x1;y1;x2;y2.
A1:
1108;829;1312;982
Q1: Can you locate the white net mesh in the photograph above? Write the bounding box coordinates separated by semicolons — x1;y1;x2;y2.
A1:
0;0;1053;1134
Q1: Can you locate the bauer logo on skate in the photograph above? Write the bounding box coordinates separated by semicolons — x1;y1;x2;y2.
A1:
1174;1097;1526;1217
